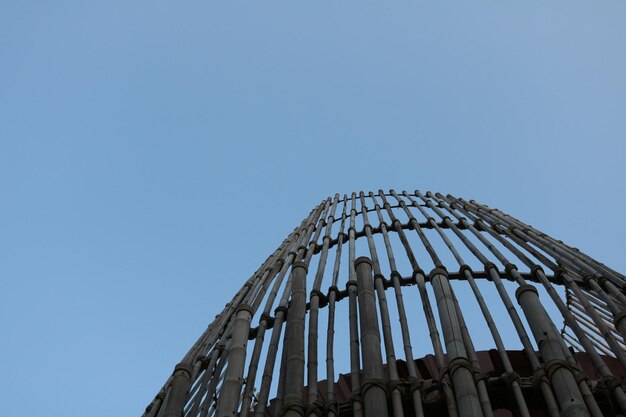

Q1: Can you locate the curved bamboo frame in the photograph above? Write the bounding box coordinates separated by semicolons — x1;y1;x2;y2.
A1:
143;190;626;417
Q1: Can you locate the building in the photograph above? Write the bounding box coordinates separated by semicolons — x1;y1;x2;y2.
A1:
142;190;626;417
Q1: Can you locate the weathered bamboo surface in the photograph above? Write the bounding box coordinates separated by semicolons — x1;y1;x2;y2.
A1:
143;190;626;417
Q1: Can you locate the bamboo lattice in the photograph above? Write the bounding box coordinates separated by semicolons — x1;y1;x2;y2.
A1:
142;190;626;417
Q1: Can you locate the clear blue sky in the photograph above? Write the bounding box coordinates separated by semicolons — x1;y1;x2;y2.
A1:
2;2;625;416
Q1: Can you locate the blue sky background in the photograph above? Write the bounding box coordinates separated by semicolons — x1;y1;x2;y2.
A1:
2;1;626;416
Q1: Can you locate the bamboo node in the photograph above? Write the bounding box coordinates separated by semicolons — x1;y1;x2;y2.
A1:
530;264;544;279
248;327;258;340
360;377;387;397
411;269;426;281
274;305;287;315
580;272;595;284
543;359;572;380
407;376;423;394
325;400;339;416
483;261;498;274
197;356;210;370
504;263;518;275
173;363;192;378
613;310;626;328
420;379;443;404
552;266;568;284
473;370;489;383
601;375;624;391
514;284;538;302
236;304;254;314
305;400;325;417
500;371;521;389
259;312;273;325
389;270;402;280
292;261;308;273
531;367;546;390
573;368;588;385
281;401;305;417
373;272;386;282
354;256;372;268
446;357;474;379
427;267;448;279
459;264;473;276
387;379;404;396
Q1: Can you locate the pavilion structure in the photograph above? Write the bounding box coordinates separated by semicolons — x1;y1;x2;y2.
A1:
143;190;626;417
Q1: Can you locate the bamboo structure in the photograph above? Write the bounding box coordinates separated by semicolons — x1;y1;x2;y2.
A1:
143;190;626;417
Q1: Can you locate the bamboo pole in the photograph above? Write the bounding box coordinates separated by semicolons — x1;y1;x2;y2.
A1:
430;268;484;417
347;193;364;417
282;262;308;417
326;195;348;417
216;304;254;417
355;257;389;417
306;196;338;415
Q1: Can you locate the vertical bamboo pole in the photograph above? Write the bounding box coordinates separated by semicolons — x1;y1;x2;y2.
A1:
186;348;221;417
216;304;254;417
326;195;347;417
307;196;338;415
276;200;330;416
199;343;230;417
347;277;364;417
240;240;302;417
430;268;484;417
160;364;193;417
450;291;495;417
515;284;590;417
282;262;308;417
345;192;364;417
355;257;389;417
